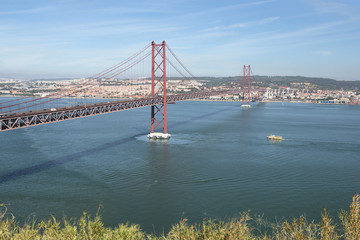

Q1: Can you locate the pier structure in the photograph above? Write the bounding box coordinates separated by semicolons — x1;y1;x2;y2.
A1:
148;41;171;139
242;65;251;108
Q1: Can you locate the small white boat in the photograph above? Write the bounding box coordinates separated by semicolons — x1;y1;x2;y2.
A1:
267;134;283;141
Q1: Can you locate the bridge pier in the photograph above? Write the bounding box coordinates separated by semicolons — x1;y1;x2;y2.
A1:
242;65;251;108
147;132;171;139
148;41;171;140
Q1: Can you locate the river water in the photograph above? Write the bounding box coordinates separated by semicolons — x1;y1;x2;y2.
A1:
0;101;359;233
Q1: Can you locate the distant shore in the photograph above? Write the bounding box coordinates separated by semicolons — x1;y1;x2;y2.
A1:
190;98;360;105
1;95;358;105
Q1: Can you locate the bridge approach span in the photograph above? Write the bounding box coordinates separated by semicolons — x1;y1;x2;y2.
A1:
0;89;243;132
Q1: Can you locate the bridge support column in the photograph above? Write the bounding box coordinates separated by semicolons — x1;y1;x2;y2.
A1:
148;41;171;140
242;65;251;108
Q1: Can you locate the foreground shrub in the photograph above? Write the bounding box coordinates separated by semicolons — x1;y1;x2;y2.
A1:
340;194;360;240
0;194;359;239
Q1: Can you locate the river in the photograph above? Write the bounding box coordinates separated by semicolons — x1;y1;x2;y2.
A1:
1;100;359;233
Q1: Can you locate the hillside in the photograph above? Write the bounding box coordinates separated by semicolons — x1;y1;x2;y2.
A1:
196;76;360;91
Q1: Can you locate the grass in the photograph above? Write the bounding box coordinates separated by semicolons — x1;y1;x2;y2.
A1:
1;194;360;239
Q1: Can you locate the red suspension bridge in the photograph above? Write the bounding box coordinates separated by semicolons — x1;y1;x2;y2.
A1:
0;41;257;136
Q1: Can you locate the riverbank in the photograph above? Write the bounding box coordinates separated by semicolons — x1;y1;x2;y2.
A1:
192;98;360;105
2;94;359;105
1;194;359;239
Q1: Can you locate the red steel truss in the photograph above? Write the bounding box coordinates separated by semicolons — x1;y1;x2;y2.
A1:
0;40;261;133
151;41;168;134
0;90;251;132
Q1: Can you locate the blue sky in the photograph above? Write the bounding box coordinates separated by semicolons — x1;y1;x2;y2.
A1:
1;0;359;80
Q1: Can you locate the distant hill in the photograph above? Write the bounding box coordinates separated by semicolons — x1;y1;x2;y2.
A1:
195;76;360;91
22;75;360;91
252;76;360;90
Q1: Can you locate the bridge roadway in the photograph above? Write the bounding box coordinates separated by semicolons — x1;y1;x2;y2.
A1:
0;89;246;132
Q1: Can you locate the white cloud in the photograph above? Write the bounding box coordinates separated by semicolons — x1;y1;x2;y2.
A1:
216;18;353;50
81;6;166;15
315;51;332;56
308;0;358;16
202;0;276;14
177;0;275;19
203;16;280;33
228;17;280;29
0;7;54;15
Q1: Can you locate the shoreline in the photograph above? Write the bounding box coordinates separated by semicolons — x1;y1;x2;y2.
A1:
190;98;360;105
1;95;358;105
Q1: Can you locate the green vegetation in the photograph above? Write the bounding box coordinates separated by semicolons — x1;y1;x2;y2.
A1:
252;76;360;91
197;76;360;91
1;195;360;239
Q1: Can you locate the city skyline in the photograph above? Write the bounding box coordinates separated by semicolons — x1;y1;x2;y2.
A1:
1;0;359;80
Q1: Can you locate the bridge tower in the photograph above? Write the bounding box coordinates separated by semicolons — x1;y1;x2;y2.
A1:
147;41;171;139
242;65;251;108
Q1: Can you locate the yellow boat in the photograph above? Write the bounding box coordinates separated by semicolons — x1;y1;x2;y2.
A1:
267;134;283;141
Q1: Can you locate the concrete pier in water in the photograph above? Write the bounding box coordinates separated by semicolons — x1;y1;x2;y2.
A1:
147;132;171;140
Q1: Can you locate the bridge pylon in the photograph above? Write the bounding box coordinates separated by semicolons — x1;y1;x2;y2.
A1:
147;41;171;139
242;65;251;108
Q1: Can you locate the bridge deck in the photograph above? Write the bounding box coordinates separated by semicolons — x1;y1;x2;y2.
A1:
0;90;239;132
